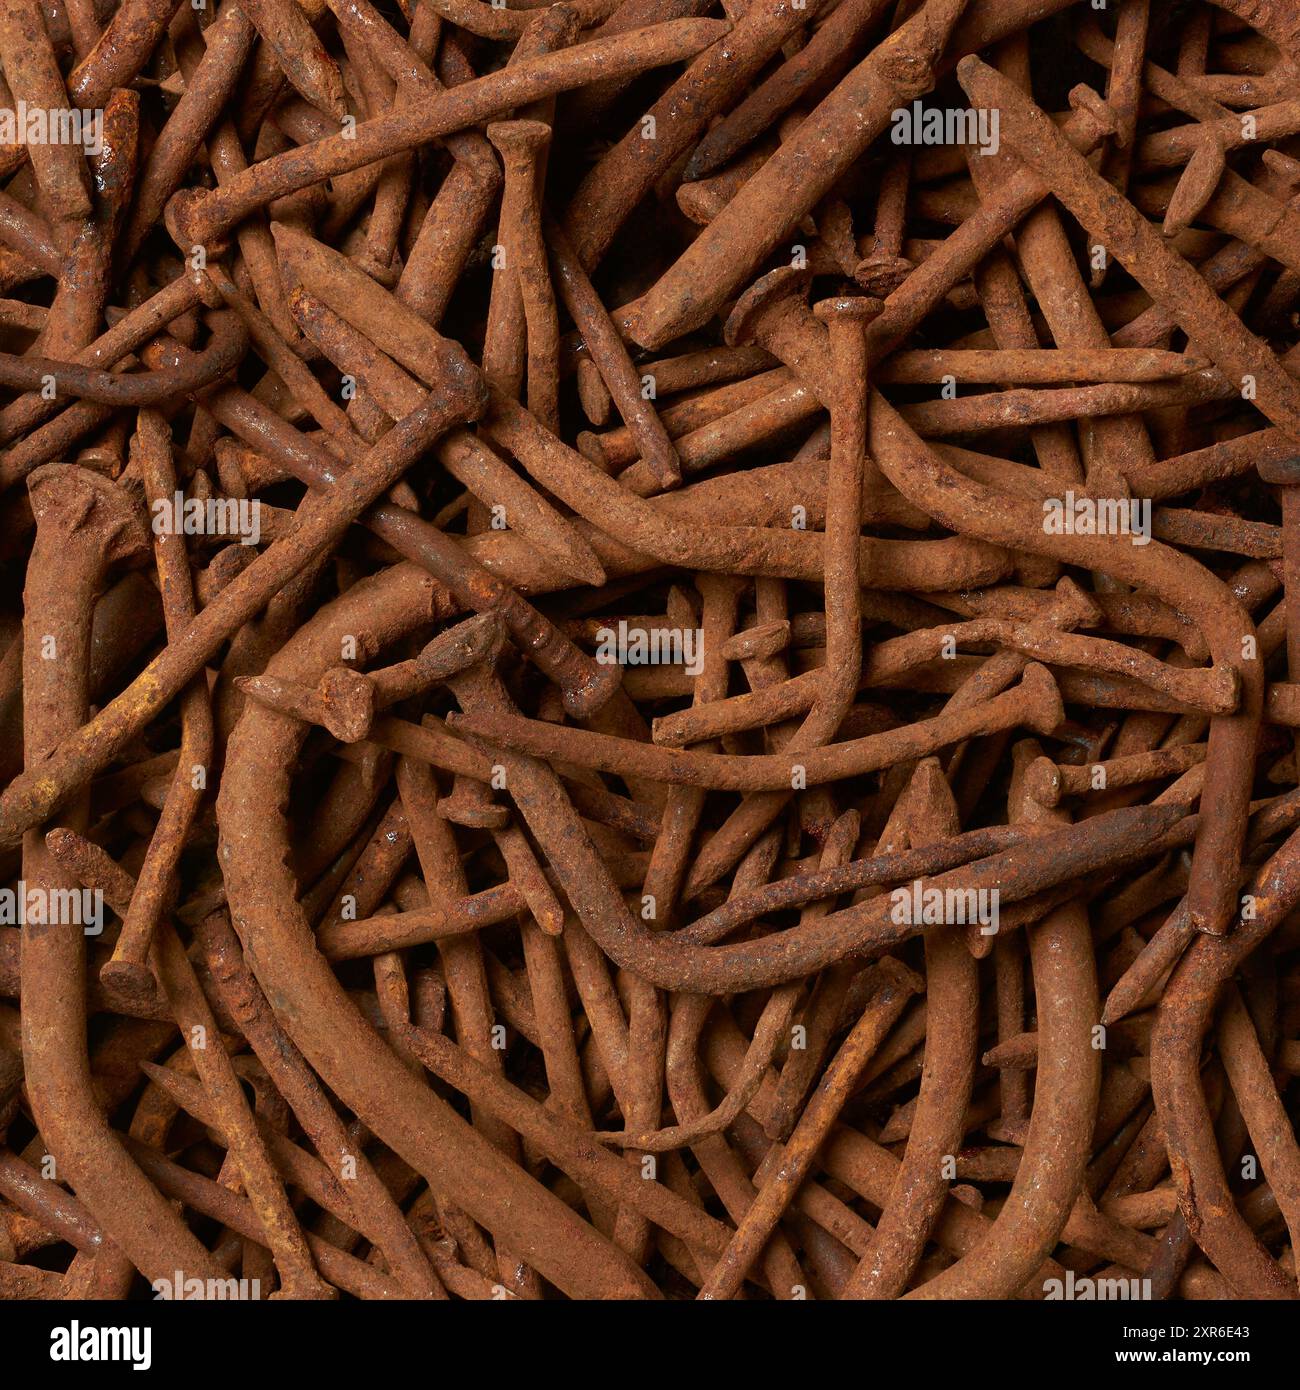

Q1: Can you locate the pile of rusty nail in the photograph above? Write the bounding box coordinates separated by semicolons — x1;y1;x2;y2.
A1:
4;0;1300;1306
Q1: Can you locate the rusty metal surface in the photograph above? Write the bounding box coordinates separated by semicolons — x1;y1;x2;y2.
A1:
0;0;1298;1308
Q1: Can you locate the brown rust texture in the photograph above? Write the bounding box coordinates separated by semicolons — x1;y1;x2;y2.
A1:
0;0;1298;1313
